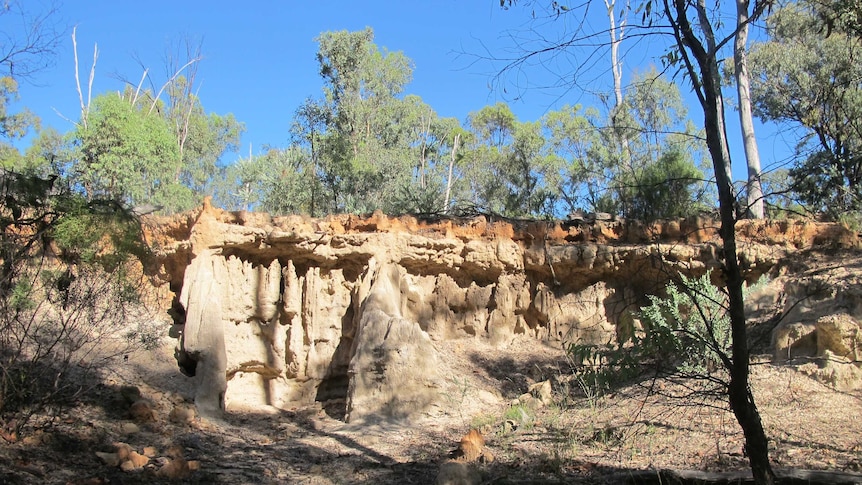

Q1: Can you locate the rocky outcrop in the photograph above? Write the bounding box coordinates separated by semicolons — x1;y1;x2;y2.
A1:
147;200;860;417
345;261;441;423
764;252;862;390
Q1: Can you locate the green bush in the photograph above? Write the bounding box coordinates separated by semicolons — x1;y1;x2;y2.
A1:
0;170;157;433
568;271;767;392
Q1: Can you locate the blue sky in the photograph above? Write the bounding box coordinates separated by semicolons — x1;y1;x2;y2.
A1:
11;1;796;184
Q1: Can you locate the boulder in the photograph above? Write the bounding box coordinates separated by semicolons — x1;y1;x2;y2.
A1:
773;322;817;361
816;314;862;361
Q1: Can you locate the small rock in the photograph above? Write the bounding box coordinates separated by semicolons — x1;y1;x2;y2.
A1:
113;442;133;461
127;451;149;468
119;451;149;471
95;452;120;467
129;400;157;422
169;404;197;424
518;394;544;410
142;446;158;458
528;379;553;406
157;457;191;480
459;429;485;463
480;450;495;463
21;431;46;446
120;422;140;434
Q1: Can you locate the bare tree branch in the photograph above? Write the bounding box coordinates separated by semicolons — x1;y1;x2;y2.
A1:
0;0;64;81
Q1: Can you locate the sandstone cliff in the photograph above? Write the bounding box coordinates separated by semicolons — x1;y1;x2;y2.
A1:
146;200;860;419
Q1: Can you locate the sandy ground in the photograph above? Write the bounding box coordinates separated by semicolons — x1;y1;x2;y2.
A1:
0;331;860;485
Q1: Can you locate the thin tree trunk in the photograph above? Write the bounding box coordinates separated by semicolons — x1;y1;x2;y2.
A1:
605;0;625;110
735;0;765;219
604;0;632;161
444;133;460;214
668;1;775;483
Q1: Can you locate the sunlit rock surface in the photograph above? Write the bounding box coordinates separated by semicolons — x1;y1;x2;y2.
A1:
145;199;860;417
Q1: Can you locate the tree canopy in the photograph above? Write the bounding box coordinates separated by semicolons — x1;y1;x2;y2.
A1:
749;0;862;221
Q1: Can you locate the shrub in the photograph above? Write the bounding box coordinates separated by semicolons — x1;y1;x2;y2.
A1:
567;271;767;394
0;169;159;434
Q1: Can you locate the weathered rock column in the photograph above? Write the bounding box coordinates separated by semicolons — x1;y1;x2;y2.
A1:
177;250;228;416
346;263;441;423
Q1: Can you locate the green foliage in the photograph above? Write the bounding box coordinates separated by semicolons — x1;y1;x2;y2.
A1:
638;272;732;376
568;272;768;391
245;32;711;221
502;403;536;430
52;202;148;270
758;168;804;218
0;76;40;172
0;169;155;431
624;148;708;221
816;0;862;38
463;103;561;217
789;150;862;219
164;76;244;209
297;27;417;214
0;77;38;142
391;177;446;215
749;1;862;219
74;93;180;206
604;70;711;220
540;71;711;220
217;147;317;214
8;280;34;312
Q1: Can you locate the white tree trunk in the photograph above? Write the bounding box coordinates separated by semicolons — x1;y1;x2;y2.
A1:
735;0;765;219
443;133;460;214
605;0;631;160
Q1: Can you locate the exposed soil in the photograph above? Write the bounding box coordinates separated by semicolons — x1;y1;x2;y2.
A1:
2;250;862;484
0;333;860;485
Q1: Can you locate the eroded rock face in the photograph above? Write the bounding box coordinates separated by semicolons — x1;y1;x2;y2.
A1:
345;262;440;423
150;200;859;416
176;250;227;416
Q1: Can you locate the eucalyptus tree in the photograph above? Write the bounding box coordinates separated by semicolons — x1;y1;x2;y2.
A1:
463;102;515;213
291;97;329;216
391;101;469;215
735;0;765;219
301;27;417;213
216;147;314;214
463;102;560;217
499;1;776;482
748;0;862;221
611;70;710;220
542;71;709;220
0;76;39;169
163;75;244;205
73;92;182;209
70;33;244;212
